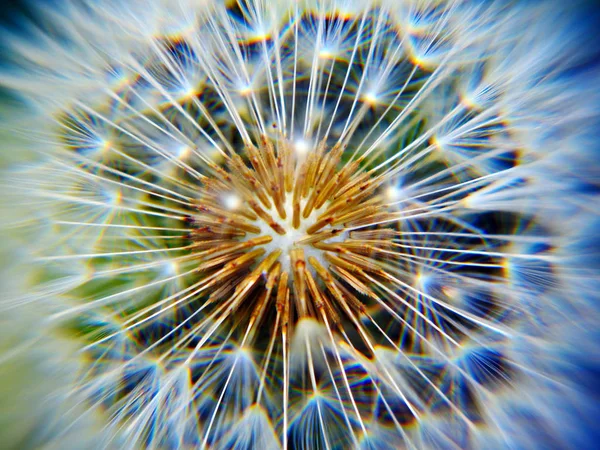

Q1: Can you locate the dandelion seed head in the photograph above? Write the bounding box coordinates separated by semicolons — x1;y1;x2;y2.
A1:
0;0;598;448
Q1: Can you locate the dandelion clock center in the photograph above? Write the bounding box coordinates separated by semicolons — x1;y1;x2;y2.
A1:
188;135;392;328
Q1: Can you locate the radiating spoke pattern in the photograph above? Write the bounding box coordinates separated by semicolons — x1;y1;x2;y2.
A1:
1;0;599;449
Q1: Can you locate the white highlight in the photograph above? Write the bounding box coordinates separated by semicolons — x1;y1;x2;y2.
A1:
294;139;310;155
224;194;241;210
386;185;402;201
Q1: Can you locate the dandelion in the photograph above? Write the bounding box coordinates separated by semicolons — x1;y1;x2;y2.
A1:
0;0;599;449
